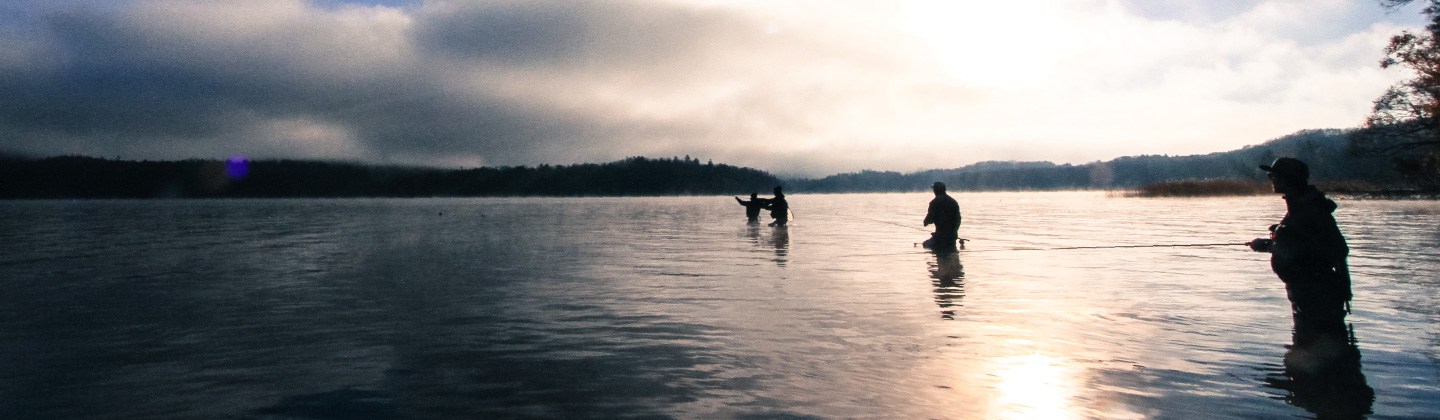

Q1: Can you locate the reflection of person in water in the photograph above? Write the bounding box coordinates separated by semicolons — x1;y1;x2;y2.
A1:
734;192;766;223
771;223;789;267
1264;314;1374;419
741;222;787;267
765;186;789;227
923;182;962;253
1248;158;1352;322
928;252;964;320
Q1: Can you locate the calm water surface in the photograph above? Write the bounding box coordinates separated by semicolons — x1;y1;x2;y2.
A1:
1;192;1438;419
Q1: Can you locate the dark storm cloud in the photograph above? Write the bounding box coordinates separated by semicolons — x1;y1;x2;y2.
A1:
1;1;408;159
0;0;775;167
2;10;252;139
414;0;756;72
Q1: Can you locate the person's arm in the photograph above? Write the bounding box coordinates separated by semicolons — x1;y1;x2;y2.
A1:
1247;224;1278;252
735;197;744;205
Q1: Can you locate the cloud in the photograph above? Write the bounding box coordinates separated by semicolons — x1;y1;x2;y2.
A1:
0;0;1427;177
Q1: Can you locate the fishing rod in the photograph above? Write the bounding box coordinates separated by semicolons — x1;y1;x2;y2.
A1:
835;215;977;248
793;212;1252;253
859;216;930;232
964;242;1250;253
806;213;975;248
808;214;930;232
834;242;1250;258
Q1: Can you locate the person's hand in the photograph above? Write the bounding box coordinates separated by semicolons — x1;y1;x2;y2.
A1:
1247;238;1273;252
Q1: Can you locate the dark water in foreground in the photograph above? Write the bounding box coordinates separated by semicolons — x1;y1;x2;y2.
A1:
1;192;1437;419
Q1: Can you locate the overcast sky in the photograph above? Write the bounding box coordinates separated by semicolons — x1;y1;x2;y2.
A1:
0;0;1428;177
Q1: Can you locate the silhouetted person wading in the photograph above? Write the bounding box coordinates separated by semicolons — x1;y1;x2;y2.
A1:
766;186;789;227
735;193;767;223
1247;158;1352;323
923;181;962;252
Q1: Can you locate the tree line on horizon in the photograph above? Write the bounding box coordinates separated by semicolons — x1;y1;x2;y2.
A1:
792;129;1410;193
0;155;781;199
0;128;1429;199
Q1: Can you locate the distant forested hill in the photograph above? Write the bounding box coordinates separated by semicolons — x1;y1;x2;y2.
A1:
0;156;780;198
792;129;1403;192
0;129;1417;199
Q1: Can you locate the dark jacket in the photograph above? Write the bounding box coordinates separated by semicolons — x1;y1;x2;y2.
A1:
924;194;961;232
736;197;766;220
767;195;788;219
1271;185;1348;284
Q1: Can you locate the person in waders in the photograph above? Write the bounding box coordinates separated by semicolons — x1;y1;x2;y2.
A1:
1248;158;1371;418
765;186;789;227
923;181;961;253
734;193;767;223
1248;157;1353;323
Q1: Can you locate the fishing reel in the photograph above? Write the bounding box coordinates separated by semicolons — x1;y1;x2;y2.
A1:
1246;224;1279;252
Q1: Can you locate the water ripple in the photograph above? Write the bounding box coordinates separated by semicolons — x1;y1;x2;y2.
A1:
1;194;1437;419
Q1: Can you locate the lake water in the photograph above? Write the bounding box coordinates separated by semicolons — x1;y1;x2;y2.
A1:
1;192;1437;419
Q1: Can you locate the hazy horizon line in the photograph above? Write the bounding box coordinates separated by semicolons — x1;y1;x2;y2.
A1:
3;126;1338;181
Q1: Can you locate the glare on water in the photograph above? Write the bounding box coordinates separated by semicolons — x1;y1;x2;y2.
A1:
0;192;1437;419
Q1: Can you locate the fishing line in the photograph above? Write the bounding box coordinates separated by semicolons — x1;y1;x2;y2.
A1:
963;242;1250;253
777;212;1249;253
811;214;931;232
834;242;1249;258
866;217;930;232
831;250;937;258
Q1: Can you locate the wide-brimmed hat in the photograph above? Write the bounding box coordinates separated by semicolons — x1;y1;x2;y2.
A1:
1259;157;1308;182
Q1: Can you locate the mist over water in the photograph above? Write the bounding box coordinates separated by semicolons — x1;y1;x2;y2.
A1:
1;193;1437;419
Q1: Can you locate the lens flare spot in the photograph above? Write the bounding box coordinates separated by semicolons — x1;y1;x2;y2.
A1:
226;156;250;180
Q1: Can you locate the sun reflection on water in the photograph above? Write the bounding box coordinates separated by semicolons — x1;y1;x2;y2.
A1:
986;353;1080;420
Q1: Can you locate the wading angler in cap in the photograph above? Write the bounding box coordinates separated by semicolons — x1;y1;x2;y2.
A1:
1248;158;1353;323
922;181;962;252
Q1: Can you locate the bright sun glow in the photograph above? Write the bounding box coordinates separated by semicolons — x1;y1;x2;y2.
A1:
987;353;1080;420
902;0;1086;89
